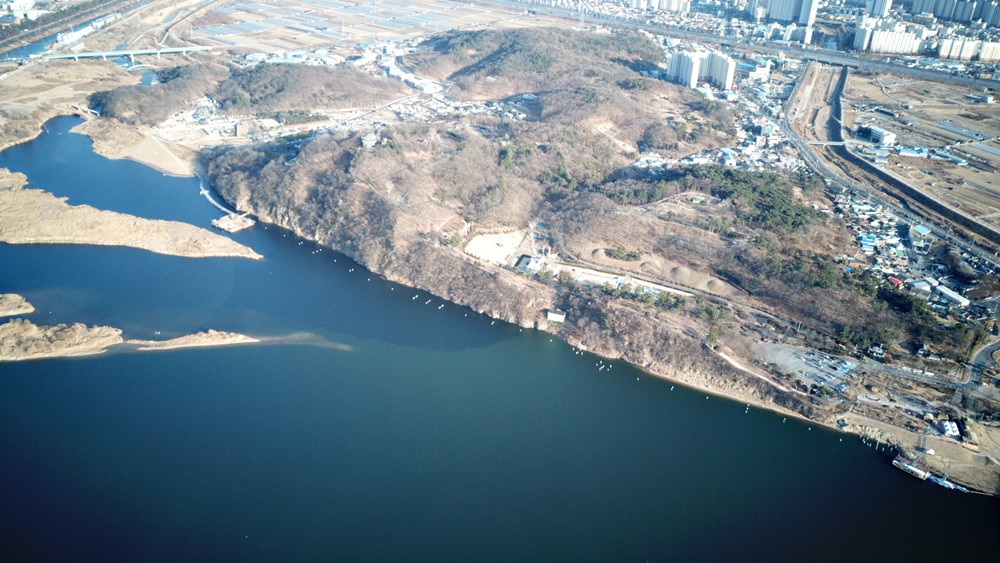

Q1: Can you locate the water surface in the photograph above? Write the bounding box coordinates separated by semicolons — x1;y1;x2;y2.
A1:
1;117;997;560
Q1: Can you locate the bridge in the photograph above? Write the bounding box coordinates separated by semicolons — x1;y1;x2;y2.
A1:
69;103;99;116
46;46;211;62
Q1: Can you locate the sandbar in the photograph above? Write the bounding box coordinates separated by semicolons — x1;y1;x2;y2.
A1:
127;330;259;350
0;293;34;318
0;168;262;260
0;318;123;361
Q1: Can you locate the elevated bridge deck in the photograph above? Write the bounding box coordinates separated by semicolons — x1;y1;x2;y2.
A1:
47;46;211;61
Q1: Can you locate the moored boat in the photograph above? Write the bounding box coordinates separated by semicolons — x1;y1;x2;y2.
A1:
930;474;969;492
892;455;929;480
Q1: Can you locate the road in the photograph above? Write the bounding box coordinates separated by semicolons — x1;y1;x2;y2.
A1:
556;253;794;331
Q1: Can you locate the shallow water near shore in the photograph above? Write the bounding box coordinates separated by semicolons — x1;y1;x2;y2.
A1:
1;117;998;560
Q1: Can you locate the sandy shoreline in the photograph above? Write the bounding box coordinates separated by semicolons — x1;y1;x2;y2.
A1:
0;318;124;361
72;118;199;178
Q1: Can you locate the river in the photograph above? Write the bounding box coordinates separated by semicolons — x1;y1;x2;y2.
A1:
0;117;997;560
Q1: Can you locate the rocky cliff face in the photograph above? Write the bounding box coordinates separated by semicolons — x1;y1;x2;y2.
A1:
218;173;556;327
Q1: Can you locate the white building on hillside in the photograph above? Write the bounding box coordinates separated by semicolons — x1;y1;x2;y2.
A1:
667;49;735;91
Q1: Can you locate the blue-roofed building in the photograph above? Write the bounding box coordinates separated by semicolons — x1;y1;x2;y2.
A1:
897;147;927;158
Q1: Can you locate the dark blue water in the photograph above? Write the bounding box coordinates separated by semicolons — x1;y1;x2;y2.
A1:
2;31;59;60
2;13;130;60
1;117;998;560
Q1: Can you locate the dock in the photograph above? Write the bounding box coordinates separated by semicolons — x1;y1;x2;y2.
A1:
211;213;255;233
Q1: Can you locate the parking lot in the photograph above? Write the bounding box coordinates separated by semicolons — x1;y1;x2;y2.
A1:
759;344;856;394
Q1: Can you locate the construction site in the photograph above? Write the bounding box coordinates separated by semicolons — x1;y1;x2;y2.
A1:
789;61;1000;251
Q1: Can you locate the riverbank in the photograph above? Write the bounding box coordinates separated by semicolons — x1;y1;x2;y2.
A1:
0;60;136;153
73;118;199;177
7;62;995;494
0;168;262;260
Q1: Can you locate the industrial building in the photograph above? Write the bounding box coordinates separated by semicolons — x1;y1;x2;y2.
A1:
864;125;897;145
936;285;970;307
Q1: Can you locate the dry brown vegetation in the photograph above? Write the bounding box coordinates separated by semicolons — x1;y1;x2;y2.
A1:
0;318;123;361
90;61;408;127
205;28;955;386
91;61;229;126
0;60;135;150
214;64;409;115
406;27;733;153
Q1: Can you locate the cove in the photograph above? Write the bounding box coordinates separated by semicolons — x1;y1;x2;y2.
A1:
0;117;997;561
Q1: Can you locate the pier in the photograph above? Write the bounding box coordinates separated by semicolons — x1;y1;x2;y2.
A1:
200;180;254;233
211;213;254;233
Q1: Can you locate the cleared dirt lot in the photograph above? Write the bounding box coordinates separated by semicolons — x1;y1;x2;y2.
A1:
789;61;841;144
786;62;1000;245
844;71;1000;228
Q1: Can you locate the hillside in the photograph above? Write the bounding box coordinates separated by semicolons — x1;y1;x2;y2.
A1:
407;27;733;154
201;28;845;419
214;63;410;115
90;61;407;126
199;26;989;437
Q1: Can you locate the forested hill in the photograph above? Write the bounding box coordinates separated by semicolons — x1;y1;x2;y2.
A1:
90;62;407;126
